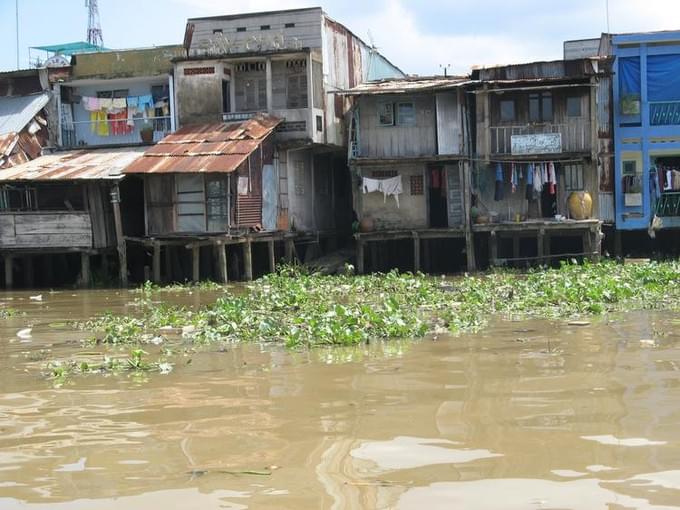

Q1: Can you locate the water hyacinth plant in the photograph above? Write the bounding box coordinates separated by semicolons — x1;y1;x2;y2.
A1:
48;260;680;379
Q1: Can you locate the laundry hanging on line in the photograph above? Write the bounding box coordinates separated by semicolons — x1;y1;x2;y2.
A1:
362;175;403;207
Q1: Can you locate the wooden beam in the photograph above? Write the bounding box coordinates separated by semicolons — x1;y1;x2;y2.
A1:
268;240;276;273
111;184;128;287
413;234;421;273
356;240;365;274
489;231;498;267
192;244;200;283
243;240;253;281
164;246;172;283
24;256;34;288
4;255;13;290
285;238;295;263
152;242;161;284
216;243;228;283
79;252;90;288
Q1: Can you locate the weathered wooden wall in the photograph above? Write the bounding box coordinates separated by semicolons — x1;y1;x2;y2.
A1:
146;174;176;235
358;95;436;158
0;212;92;249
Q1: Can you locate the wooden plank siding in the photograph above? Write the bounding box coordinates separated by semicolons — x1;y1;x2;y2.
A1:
357;95;436;158
0;212;93;249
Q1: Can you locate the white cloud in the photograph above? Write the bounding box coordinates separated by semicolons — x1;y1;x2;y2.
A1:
348;0;553;75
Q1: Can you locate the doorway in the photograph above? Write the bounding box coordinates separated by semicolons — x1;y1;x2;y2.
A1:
428;166;448;228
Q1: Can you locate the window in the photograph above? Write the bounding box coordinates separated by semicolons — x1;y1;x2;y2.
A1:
222;80;231;113
237;27;247;32
371;170;397;178
529;92;552;122
316;115;323;132
397;102;416;126
206;176;230;232
378;103;394;126
260;25;271;30
285;22;295;28
286;73;308;108
564;164;584;191
294;161;305;195
213;29;223;34
566;96;582;117
623;160;637;175
499;99;515;122
410;175;424;195
0;185;36;211
96;89;129;99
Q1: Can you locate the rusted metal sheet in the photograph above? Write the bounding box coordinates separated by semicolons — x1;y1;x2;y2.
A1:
125;114;281;175
339;77;473;96
477;58;598;82
0;147;146;181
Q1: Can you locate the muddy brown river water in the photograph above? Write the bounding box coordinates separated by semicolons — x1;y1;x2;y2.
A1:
1;289;680;509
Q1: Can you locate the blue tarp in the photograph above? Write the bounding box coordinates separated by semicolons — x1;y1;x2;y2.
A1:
619;57;641;97
647;54;680;102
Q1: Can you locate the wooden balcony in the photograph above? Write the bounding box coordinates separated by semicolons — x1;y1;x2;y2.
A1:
489;119;591;155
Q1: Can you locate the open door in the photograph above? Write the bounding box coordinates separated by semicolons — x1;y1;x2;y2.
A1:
429;166;448;228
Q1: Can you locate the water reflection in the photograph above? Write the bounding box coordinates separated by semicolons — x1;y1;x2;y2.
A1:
0;290;680;508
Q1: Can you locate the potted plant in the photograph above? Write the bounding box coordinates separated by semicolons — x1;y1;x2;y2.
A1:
140;124;154;143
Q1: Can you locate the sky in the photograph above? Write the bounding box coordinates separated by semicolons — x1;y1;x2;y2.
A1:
1;0;680;75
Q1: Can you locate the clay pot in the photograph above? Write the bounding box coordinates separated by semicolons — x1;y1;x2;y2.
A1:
359;217;375;233
568;191;593;220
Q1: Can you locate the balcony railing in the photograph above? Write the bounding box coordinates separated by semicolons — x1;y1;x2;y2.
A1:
490;120;591;155
650;101;680;126
61;116;172;148
656;192;680;217
222;109;309;135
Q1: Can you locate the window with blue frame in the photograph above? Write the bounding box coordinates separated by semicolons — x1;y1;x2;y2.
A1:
619;57;641;118
648;54;680;125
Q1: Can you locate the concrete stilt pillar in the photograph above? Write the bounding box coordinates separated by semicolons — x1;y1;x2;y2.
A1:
4;255;13;290
244;240;253;281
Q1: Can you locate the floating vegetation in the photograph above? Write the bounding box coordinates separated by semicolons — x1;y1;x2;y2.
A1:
0;307;19;319
46;260;680;380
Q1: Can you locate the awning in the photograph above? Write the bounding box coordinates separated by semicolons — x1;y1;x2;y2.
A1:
0;147;146;182
124;114;281;174
30;42;107;55
337;77;475;96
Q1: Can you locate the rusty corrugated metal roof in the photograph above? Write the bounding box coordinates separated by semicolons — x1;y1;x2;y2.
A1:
0;146;146;181
124;114;280;174
337;76;474;96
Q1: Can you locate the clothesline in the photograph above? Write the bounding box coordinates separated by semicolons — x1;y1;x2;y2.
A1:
80;94;165;113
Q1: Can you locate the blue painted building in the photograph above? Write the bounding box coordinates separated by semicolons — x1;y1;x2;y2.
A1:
613;31;680;230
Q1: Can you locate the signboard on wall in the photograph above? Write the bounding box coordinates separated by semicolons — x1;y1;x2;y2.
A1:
511;133;562;155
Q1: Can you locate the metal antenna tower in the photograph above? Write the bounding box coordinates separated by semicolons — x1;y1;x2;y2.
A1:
85;0;104;47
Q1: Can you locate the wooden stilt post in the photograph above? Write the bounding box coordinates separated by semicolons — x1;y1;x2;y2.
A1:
216;242;228;283
152;242;161;283
164;246;172;283
413;233;421;273
544;233;551;263
594;226;602;262
110;183;128;287
423;238;431;273
79;252;90;288
244;239;253;281
25;256;35;288
537;228;545;266
356;239;365;274
489;231;498;267
583;229;593;262
285;238;295;263
192;244;200;283
45;255;54;287
512;234;520;266
4;255;13;290
268;240;276;273
369;242;378;272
